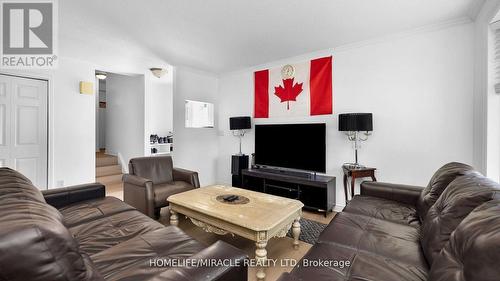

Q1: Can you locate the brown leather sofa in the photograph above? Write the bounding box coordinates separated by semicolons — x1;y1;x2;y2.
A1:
0;167;247;281
278;162;500;281
123;156;200;219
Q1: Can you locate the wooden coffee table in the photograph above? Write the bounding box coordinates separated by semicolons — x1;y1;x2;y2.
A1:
167;185;304;281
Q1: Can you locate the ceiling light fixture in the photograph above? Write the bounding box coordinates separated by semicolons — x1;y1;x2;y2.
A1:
150;68;167;78
95;72;107;80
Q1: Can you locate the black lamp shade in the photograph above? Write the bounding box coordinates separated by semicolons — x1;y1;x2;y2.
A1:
230;116;251;130
339;113;373;131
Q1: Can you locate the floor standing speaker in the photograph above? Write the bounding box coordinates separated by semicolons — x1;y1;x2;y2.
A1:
231;155;249;187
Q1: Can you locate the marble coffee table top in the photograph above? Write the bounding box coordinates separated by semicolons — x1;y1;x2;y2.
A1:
167;185;303;231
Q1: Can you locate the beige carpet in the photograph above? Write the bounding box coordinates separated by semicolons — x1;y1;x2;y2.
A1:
105;183;335;281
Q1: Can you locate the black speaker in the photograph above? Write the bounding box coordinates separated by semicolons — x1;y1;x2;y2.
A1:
232;175;243;188
231;155;248;187
230;117;251;130
231;155;249;175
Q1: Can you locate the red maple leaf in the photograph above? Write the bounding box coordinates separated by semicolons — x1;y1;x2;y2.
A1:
274;78;303;110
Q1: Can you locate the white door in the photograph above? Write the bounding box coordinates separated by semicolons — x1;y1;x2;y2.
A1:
0;74;48;189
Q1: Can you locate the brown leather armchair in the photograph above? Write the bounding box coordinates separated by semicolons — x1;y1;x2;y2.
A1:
123;156;200;219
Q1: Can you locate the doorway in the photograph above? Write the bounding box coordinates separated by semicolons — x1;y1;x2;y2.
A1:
0;74;48;189
94;71;146;199
95;71;123;198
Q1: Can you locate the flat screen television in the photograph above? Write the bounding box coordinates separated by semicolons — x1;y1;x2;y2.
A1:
254;123;326;173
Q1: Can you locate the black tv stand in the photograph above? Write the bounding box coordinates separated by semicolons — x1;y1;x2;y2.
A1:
241;169;336;217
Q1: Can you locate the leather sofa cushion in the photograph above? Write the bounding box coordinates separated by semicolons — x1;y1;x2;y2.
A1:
0;200;102;281
91;226;205;281
0;168;102;281
421;173;500;265
318;212;427;270
129;156;174;184
289;242;427;281
416;162;473;221
70;209;164;255
0;167;45;203
59;196;135;227
154;181;196;206
428;200;500;281
343;195;420;226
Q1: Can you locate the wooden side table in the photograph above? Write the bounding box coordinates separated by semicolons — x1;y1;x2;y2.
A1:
342;166;377;202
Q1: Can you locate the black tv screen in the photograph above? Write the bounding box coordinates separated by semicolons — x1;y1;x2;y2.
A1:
255;123;326;173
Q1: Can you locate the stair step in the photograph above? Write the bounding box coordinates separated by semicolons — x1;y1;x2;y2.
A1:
96;164;122;177
96;174;123;185
96;156;118;167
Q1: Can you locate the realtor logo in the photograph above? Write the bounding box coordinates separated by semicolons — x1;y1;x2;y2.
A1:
1;0;58;68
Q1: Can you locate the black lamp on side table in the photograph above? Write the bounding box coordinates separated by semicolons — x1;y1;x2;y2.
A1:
339;113;376;202
230;116;251;187
339;113;373;168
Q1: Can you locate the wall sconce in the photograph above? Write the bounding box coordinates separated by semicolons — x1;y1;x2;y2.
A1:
150;68;167;78
79;81;94;95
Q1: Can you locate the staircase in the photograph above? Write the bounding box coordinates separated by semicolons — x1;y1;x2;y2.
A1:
96;152;123;199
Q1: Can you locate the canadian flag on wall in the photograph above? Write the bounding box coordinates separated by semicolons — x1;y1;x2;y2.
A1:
254;56;333;118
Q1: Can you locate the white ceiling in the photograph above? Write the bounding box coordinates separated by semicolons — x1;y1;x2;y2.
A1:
60;0;483;74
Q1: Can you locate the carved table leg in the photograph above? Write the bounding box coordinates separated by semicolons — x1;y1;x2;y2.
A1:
255;240;268;281
351;175;356;200
169;209;179;226
292;218;301;249
343;174;349;203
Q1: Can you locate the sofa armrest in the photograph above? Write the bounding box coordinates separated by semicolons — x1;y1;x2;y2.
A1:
147;241;248;281
42;183;105;209
123;174;152;186
123;174;155;218
360;181;424;206
173;167;200;188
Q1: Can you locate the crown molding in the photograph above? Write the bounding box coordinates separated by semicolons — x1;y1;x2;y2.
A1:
334;17;473;53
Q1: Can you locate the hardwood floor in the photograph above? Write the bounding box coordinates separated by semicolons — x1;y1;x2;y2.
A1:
105;183;335;281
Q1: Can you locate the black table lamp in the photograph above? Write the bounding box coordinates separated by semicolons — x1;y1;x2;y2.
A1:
339;113;373;168
230;116;251;155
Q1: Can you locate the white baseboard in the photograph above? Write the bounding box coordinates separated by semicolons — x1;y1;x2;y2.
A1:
116;152;127;174
333;204;345;213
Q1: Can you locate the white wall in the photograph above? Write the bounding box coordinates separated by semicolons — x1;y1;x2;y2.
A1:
173;67;219;186
98;108;106;149
217;22;475;208
96;79;106;150
51;59;97;186
105;73;145;170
